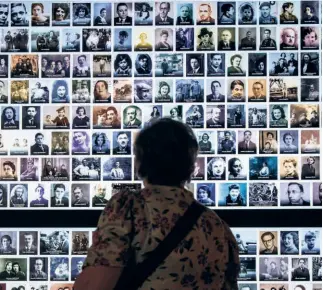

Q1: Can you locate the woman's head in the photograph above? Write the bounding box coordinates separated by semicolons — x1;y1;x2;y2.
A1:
134;118;198;186
282;231;298;249
271;105;285;120
197;185;211;200
228;157;242;176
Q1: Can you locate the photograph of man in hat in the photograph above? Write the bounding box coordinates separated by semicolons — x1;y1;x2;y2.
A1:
197;28;215;51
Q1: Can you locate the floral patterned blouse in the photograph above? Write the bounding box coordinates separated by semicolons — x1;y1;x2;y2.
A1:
84;185;240;290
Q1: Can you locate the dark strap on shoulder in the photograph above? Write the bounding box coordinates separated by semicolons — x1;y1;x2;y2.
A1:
114;201;206;290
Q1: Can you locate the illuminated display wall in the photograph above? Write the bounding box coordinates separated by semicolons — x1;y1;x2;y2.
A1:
0;0;321;289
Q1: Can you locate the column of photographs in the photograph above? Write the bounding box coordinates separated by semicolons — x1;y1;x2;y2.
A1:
0;228;320;289
0;1;321;209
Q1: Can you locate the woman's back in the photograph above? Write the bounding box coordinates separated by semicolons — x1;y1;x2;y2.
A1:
75;118;239;290
84;185;240;289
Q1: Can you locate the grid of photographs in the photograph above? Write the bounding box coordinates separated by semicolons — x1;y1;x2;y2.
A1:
0;0;320;210
0;228;320;289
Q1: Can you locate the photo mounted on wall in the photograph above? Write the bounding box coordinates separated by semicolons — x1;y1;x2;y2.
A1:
269;78;298;102
1;29;29;53
175;80;204;103
301;78;319;102
93;3;112;26
72;3;91;26
249;156;278;180
155;53;183;77
217;2;236;25
62;28;81;52
176;28;194;51
102;157;132;181
41;158;70;182
72;157;101;181
196;183;215;207
31;29;60;52
290;104;320;128
238;27;257;50
52;3;71;26
11;55;39;78
301;1;320;24
10;3;30;26
82;29;112;52
238;2;257;25
301;130;320;154
41;55;70;78
134;2;153;26
249;182;278;206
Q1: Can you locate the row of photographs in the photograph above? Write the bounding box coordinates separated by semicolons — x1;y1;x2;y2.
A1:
0;230;320;282
0;53;320;79
0;128;320;156
0;104;319;130
0;228;320;256
0;256;320;282
0;26;321;54
0;1;321;27
1;77;321;104
0;155;320;181
0;180;321;208
0;283;322;290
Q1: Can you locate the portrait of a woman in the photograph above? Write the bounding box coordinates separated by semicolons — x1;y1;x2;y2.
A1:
94;80;111;102
281;231;299;254
52;80;69;103
72;107;90;129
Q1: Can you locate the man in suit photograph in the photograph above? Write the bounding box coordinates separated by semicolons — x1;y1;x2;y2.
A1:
206;81;225;102
292;259;310;281
191;160;204;179
238;130;257;153
218;29;235;50
106;106;121;129
240;31;256;50
22;106;40;129
260;232;278;254
124;106;142;128
72;186;89;207
187;56;203;76
207;54;225;76
92;184;108;207
155;2;174;25
206;106;224;128
114;3;132;25
113;132;131;154
249;82;266;101
51;184;69;207
286;182;310;206
30;133;49;155
30;258;47;280
20;232;37;254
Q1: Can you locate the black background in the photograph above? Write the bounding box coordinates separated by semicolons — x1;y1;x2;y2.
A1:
0;209;320;228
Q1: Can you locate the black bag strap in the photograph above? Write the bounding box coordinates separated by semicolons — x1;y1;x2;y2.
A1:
114;201;206;290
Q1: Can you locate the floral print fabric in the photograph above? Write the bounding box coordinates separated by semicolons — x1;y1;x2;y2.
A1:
84;185;240;290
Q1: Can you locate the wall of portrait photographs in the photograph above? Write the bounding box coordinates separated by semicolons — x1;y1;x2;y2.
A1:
0;227;320;289
0;0;321;289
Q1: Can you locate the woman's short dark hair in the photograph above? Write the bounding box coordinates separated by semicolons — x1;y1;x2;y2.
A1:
134;118;198;186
